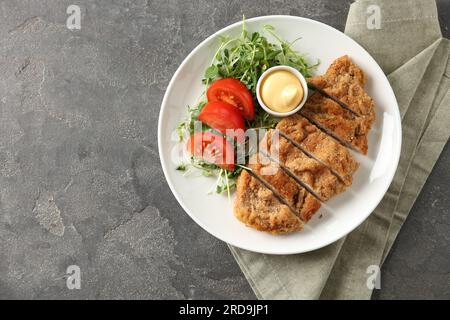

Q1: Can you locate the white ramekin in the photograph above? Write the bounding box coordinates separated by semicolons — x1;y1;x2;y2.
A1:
256;65;309;117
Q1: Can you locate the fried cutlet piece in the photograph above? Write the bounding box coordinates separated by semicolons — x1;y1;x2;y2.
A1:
234;170;303;234
314;55;366;86
300;93;371;154
261;131;346;201
276;114;359;186
303;56;375;154
308;55;375;125
246;154;321;223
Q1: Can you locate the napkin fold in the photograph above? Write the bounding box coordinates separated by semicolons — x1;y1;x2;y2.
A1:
229;0;450;300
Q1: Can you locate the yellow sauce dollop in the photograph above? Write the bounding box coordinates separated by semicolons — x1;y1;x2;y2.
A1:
260;70;304;113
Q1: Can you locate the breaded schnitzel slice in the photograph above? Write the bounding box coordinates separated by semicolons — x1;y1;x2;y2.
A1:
247;154;321;222
317;55;365;86
300;93;371;154
234;170;303;234
261;131;346;201
308;55;375;124
276;114;359;186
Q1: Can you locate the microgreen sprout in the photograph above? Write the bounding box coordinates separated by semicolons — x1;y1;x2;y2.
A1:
176;18;317;194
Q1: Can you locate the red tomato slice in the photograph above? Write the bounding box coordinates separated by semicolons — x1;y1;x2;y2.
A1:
198;101;246;142
207;78;255;120
187;132;235;171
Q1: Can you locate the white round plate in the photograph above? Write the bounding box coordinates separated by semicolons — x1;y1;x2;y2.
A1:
158;16;401;255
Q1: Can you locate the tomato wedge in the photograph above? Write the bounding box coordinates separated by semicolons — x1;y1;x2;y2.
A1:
207;78;255;120
187;132;235;171
198;101;246;142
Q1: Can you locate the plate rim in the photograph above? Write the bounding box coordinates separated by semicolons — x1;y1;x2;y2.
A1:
158;15;402;255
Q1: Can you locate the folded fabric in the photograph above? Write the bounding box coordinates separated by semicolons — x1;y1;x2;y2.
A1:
229;0;449;300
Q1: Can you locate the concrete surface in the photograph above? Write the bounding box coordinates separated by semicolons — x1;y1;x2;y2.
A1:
0;0;448;299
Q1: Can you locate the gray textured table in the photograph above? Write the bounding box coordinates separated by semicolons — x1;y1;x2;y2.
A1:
0;0;448;299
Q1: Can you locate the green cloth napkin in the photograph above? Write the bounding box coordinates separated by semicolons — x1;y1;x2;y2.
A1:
229;0;450;300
